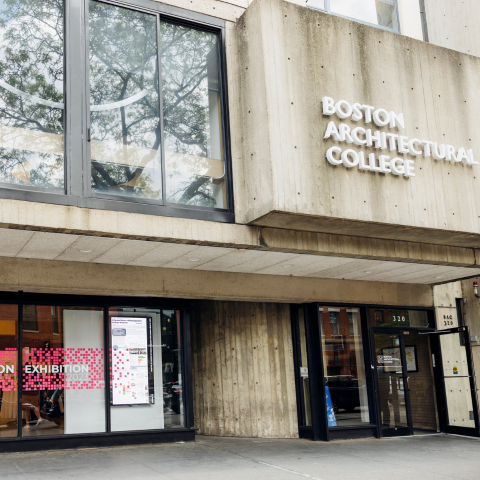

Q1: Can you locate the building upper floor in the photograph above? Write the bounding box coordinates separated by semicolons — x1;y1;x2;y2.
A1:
0;0;480;291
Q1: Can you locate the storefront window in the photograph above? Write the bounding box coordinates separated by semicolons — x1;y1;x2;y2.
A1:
320;306;370;427
21;306;106;436
0;304;18;438
369;308;430;328
0;0;64;191
161;22;226;208
109;308;183;432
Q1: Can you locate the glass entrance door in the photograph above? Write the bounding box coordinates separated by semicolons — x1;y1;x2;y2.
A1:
433;327;480;437
373;331;412;436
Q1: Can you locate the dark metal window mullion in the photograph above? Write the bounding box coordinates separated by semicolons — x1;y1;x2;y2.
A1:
84;0;92;198
17;302;23;438
218;27;234;214
104;306;111;433
156;15;167;206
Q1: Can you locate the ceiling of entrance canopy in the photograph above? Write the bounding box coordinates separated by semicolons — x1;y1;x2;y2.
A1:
0;228;479;285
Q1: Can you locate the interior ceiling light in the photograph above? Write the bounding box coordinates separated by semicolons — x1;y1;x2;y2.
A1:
282;265;293;268
80;249;92;253
364;271;372;274
188;258;200;262
435;276;443;279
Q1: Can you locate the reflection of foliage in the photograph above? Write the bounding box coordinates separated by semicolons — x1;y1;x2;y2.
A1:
161;23;221;207
89;1;161;199
0;0;64;189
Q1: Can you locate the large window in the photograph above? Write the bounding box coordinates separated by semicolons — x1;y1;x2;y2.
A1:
0;0;231;221
0;0;64;191
0;300;187;442
320;306;370;427
307;0;400;32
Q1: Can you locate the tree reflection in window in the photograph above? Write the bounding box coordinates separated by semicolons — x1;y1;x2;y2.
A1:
0;0;64;190
89;1;162;200
161;23;225;208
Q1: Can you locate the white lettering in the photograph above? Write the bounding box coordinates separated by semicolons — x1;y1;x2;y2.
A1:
358;151;370;170
445;144;457;161
6;365;14;374
404;159;416;177
373;108;390;127
73;365;81;373
468;149;478;165
379;155;391;173
322;96;336;115
335;100;353;119
352;103;363;121
390;158;405;176
361;105;375;123
326;146;343;165
386;133;399;151
369;153;382;172
397;136;409;154
338;123;354;143
389;111;405;130
342;149;359;168
408;138;423;156
351;127;367;146
422;140;434;157
432;143;446;160
456;147;469;164
366;129;382;148
324;121;341;141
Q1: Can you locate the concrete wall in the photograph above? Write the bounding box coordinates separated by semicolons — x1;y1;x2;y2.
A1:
425;0;480;58
0;257;433;305
191;300;298;437
236;0;480;248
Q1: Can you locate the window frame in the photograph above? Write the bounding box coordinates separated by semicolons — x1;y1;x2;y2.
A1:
0;0;234;224
307;0;402;35
0;291;195;450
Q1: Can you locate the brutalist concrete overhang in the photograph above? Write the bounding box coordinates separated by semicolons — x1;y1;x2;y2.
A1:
236;0;480;248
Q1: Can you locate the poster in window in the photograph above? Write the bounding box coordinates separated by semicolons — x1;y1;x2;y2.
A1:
379;347;402;373
111;317;154;405
405;346;418;372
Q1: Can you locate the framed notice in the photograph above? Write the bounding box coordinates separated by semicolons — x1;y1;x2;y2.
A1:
380;347;402;373
111;317;154;406
405;345;418;372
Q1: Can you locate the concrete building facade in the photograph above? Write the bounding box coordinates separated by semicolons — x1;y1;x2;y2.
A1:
0;0;479;451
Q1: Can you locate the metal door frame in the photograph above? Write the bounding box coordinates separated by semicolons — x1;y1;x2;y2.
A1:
429;326;480;437
370;328;413;437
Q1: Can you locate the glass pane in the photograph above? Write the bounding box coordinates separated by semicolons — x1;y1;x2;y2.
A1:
440;333;475;428
89;1;162;200
298;308;311;426
0;304;18;438
109;308;184;432
161;310;184;428
22;306;106;436
0;0;64;190
369;308;430;328
374;333;409;429
330;0;399;31
320;307;370;426
161;22;226;209
405;332;438;432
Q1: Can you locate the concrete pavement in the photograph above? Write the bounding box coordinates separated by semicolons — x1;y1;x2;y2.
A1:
1;434;479;480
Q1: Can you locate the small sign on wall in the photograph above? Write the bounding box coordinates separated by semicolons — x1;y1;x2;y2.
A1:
300;367;308;377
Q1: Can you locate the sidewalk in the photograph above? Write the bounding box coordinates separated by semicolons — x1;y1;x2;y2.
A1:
1;434;479;480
